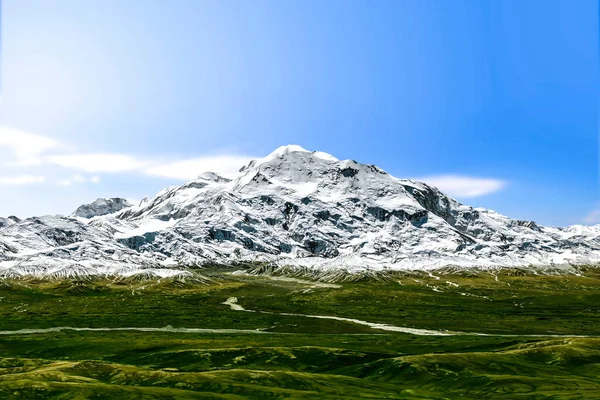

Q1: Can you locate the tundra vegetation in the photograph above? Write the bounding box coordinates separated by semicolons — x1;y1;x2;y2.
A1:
0;265;599;399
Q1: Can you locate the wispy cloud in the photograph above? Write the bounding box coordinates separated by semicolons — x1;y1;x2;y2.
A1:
57;175;101;187
0;175;45;185
414;175;507;198
48;153;254;179
583;207;600;225
146;155;255;180
0;125;257;184
0;126;63;166
46;154;149;173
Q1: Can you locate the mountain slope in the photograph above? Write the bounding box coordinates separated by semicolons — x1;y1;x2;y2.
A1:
1;145;599;277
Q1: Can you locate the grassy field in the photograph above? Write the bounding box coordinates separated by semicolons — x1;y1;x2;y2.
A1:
0;266;599;398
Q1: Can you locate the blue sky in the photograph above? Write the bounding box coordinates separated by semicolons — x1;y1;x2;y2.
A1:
0;0;597;226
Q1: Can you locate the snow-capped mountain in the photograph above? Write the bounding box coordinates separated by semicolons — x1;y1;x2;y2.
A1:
1;145;599;278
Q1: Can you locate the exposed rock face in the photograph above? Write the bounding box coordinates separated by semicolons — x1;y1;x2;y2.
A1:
72;198;133;219
1;145;600;278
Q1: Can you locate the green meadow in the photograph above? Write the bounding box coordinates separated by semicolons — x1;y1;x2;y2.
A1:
0;266;599;399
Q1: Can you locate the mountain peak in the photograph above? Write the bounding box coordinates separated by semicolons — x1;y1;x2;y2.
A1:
0;216;20;229
198;171;230;183
72;198;133;219
240;145;340;175
262;145;339;163
269;144;311;157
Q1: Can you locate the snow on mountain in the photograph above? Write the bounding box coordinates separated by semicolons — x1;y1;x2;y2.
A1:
0;216;20;229
0;215;183;279
1;145;599;278
72;198;134;219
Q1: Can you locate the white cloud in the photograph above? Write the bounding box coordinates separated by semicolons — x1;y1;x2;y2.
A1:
46;154;149;173
583;208;600;225
0;126;63;165
57;175;101;187
0;175;45;185
414;175;507;198
0;126;152;186
0;126;257;182
47;152;255;180
146;155;256;180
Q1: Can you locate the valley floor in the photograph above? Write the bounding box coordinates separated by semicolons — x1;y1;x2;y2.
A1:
0;266;599;399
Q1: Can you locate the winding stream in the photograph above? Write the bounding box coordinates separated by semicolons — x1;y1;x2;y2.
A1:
221;297;595;338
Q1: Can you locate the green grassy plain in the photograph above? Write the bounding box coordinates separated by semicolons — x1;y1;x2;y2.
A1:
0;266;599;398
